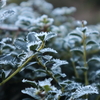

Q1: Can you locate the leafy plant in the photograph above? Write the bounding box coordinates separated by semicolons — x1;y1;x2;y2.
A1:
0;0;100;100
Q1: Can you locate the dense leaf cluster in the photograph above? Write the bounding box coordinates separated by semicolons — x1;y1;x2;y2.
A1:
0;0;100;100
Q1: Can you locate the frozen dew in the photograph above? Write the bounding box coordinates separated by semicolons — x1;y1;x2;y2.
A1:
71;85;98;99
38;78;52;87
40;48;57;54
52;59;68;68
21;87;41;99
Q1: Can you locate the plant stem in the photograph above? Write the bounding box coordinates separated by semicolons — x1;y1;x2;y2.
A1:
36;57;62;88
82;32;89;99
0;55;35;86
37;41;45;51
71;60;79;78
0;41;45;86
82;33;89;85
70;51;79;79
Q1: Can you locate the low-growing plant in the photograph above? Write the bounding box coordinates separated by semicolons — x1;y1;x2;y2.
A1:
0;0;100;100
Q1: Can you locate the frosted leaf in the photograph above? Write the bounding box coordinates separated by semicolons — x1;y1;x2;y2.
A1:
1;37;12;43
0;9;15;21
58;73;66;78
22;87;41;99
22;79;37;87
0;57;17;66
96;70;100;76
54;90;62;99
3;44;16;50
76;27;88;33
52;59;68;68
70;47;83;54
15;16;34;29
89;30;99;35
18;51;34;68
52;7;76;16
35;32;57;41
45;32;57;41
14;39;28;52
51;66;61;74
38;78;52;87
35;32;47;41
88;56;100;63
71;85;98;99
32;0;53;13
2;69;12;78
27;32;39;42
42;55;52;61
0;24;18;31
40;48;57;54
34;14;54;27
0;0;6;8
27;41;42;51
86;40;99;45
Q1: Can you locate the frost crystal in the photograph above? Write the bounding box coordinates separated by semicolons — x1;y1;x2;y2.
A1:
21;87;41;99
40;48;57;54
27;41;42;51
38;78;52;87
52;59;68;68
71;85;98;99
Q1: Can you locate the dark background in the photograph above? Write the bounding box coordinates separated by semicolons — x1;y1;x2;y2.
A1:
8;0;100;25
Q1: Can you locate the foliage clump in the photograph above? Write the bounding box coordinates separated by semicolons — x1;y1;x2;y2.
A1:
0;0;100;100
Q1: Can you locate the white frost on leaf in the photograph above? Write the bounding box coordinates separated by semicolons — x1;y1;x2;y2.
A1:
27;41;42;51
40;48;57;54
38;78;52;87
71;85;98;99
21;87;41;99
0;9;15;21
35;32;57;41
52;59;68;68
34;15;54;27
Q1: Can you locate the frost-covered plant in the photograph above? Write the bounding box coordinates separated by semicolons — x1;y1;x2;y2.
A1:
0;0;100;100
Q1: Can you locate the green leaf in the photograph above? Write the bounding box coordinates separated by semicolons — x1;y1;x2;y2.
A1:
69;32;82;39
22;79;38;88
2;69;12;80
88;56;100;63
30;45;38;51
45;32;57;41
70;47;83;55
38;35;45;41
43;85;52;92
86;40;98;45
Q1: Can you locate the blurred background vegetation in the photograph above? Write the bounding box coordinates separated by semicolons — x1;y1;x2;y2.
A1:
8;0;100;25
